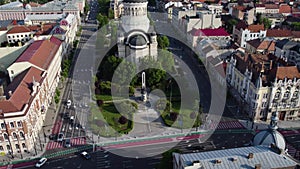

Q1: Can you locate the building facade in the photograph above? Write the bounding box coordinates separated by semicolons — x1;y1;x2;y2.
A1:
226;52;300;122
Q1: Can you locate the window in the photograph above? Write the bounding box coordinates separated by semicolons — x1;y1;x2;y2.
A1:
10;70;14;75
15;144;19;149
22;143;26;148
0;146;3;151
254;94;259;100
6;145;10;151
12;133;17;139
1;123;5;129
10;122;14;128
17;121;22;127
3;133;8;140
20;35;23;37
263;93;268;99
290;111;295;116
19;132;25;139
262;102;267;108
8;36;10;38
16;35;19;38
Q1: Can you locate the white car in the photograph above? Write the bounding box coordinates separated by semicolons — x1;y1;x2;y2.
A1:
66;100;72;108
35;158;47;168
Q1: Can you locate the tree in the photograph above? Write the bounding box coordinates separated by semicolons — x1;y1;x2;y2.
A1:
291;22;300;31
226;19;238;34
108;8;114;19
97;13;109;28
259;17;272;29
139;56;166;88
158;50;175;73
99;81;111;95
157;35;170;49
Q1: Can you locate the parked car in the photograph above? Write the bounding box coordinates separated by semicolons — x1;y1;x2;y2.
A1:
81;151;91;160
64;139;71;148
70;116;74;123
35;157;47;168
57;133;64;142
63;112;69;119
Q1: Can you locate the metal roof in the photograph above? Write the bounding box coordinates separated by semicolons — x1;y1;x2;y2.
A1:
176;146;298;169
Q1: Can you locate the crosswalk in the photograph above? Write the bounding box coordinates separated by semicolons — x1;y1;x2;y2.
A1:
209;121;245;130
46;137;86;150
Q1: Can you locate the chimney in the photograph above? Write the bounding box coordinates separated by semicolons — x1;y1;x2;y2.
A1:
231;157;238;162
255;164;261;169
215;159;222;164
248;153;254;159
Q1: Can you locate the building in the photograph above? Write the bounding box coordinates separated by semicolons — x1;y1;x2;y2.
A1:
226;51;300;122
233;22;266;48
0;0;81;24
274;39;300;68
173;145;298;169
187;27;230;48
117;0;157;63
267;29;293;40
6;26;34;44
24;14;64;25
231;6;255;25
246;39;275;54
0;36;63;156
260;13;284;28
265;4;279;14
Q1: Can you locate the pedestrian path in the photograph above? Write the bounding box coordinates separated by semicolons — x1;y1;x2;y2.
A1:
209;121;245;130
46;137;86;150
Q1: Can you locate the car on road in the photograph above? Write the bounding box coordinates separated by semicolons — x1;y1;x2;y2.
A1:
70;116;74;123
63;112;69;119
35;157;47;168
64;139;71;148
81;151;91;160
66;100;72;108
57;133;64;142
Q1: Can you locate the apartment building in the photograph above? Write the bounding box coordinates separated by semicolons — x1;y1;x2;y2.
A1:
227;51;300;122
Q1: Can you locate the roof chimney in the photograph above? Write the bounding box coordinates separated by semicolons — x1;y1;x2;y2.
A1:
248;153;254;159
8;91;12;97
215;159;222;164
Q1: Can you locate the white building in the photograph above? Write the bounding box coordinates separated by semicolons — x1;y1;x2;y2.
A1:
24;14;64;25
6;26;34;44
233;22;266;48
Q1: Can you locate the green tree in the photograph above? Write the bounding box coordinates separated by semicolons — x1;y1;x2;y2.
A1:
157;35;170;49
226;19;238;34
291;22;300;31
158;50;175;73
108;8;114;19
259;17;272;29
97;13;109;28
139;56;166;88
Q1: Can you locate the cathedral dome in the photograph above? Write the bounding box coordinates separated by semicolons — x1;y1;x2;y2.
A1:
129;34;147;49
252;129;286;150
123;0;147;3
252;112;286;150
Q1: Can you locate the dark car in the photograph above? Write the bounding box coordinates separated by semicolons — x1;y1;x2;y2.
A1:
63;112;70;119
64;139;71;148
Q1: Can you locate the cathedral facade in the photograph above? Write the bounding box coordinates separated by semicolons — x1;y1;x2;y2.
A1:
117;0;157;63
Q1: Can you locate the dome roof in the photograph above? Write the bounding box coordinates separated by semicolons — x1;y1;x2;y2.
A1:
253;129;286;150
123;0;147;3
129;34;147;47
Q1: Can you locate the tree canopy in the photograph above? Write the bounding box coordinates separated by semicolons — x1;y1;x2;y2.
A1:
157;35;170;49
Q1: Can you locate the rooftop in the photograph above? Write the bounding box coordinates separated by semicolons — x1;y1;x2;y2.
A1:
189;27;230;37
7;25;31;34
174;146;298;169
267;29;293;37
0;67;44;114
16;36;62;70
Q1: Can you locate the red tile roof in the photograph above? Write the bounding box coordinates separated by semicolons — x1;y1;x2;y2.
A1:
267;29;293;37
0;67;44;114
265;4;279;9
16;37;62;70
279;4;291;13
189;28;230;37
292;31;300;38
7;25;31;34
276;66;300;80
248;24;265;32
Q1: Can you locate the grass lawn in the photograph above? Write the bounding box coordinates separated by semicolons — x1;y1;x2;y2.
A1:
161;101;201;129
89;103;133;137
93;94;126;102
